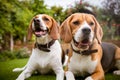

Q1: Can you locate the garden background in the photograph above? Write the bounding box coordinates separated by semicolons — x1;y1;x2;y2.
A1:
0;0;120;80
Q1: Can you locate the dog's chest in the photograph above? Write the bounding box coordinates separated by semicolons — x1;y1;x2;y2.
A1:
37;52;51;67
68;53;98;76
32;51;54;74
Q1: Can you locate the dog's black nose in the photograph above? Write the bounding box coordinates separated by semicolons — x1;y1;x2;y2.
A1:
34;19;40;23
82;28;91;34
33;19;43;28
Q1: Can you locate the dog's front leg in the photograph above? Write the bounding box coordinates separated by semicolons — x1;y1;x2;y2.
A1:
51;60;64;80
65;71;75;80
56;69;64;80
16;68;33;80
85;63;105;80
53;66;64;80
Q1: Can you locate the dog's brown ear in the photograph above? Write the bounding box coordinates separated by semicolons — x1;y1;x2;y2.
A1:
60;16;72;43
92;16;103;44
27;19;33;41
50;18;60;40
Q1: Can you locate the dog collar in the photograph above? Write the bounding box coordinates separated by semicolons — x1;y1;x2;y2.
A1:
71;44;98;55
35;40;55;52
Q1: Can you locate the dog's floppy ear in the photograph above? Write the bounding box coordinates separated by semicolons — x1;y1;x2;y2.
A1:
60;16;73;43
50;18;60;40
92;16;103;44
27;18;33;41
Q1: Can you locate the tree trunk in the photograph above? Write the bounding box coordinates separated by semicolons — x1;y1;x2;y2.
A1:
23;35;26;44
10;34;14;51
107;18;112;29
107;18;113;39
2;33;10;51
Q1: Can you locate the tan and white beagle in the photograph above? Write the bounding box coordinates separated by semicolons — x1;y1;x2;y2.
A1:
13;14;64;80
60;13;120;80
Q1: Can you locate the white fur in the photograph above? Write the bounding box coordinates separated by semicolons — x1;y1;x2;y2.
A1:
114;60;120;75
68;52;97;75
13;65;26;72
74;21;94;44
65;71;75;80
32;15;47;31
13;15;64;80
36;34;52;44
13;40;64;80
63;55;68;66
66;21;97;80
85;76;93;80
68;51;98;77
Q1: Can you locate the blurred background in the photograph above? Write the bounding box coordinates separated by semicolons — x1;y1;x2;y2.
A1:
0;0;120;61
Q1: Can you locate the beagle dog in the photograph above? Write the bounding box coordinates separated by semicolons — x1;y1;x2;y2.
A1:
60;13;120;80
13;14;64;80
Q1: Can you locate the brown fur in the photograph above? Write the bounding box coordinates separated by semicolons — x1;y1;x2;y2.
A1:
60;13;104;80
27;14;60;41
61;13;120;80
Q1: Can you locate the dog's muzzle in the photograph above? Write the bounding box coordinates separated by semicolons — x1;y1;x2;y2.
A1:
82;28;91;37
73;28;92;49
33;19;48;37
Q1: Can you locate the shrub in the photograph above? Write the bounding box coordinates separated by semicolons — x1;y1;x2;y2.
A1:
0;48;30;61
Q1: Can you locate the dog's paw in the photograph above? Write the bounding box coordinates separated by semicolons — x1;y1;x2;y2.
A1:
85;76;93;80
113;70;120;75
65;71;75;80
16;78;24;80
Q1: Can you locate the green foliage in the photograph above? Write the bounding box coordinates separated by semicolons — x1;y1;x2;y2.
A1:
0;0;55;50
102;26;115;40
0;48;29;61
50;6;67;23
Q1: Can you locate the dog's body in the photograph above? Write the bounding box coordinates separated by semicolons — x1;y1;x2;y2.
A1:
101;42;120;74
60;13;120;80
13;14;64;80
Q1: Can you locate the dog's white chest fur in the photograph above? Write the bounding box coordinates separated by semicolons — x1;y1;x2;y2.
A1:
68;52;98;76
28;40;62;74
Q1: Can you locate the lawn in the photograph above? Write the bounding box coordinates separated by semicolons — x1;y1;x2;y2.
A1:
0;59;55;80
0;58;119;80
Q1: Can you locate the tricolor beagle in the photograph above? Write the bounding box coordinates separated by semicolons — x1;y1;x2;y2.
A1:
13;14;64;80
60;13;120;80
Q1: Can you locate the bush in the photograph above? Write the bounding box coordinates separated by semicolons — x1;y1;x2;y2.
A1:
0;48;30;61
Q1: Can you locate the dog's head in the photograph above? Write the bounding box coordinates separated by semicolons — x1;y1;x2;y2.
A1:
60;13;103;49
27;14;59;41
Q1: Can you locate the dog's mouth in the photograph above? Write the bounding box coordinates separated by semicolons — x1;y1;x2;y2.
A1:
34;28;48;37
73;38;90;49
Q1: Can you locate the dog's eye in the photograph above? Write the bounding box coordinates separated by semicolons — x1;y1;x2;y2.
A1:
89;22;94;26
43;17;49;21
73;21;80;25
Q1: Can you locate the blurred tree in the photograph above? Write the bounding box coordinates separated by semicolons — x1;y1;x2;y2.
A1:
66;0;96;17
0;0;16;51
50;6;67;24
27;0;51;15
0;0;52;51
102;0;120;38
0;0;67;52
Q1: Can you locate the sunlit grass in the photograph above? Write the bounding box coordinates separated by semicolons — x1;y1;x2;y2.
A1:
0;59;55;80
0;59;119;80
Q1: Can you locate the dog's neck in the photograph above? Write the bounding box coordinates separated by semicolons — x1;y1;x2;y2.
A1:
71;40;89;51
36;34;52;45
71;39;98;55
35;34;56;52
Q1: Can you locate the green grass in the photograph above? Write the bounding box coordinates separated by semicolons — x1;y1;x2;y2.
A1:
0;59;119;80
0;59;55;80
